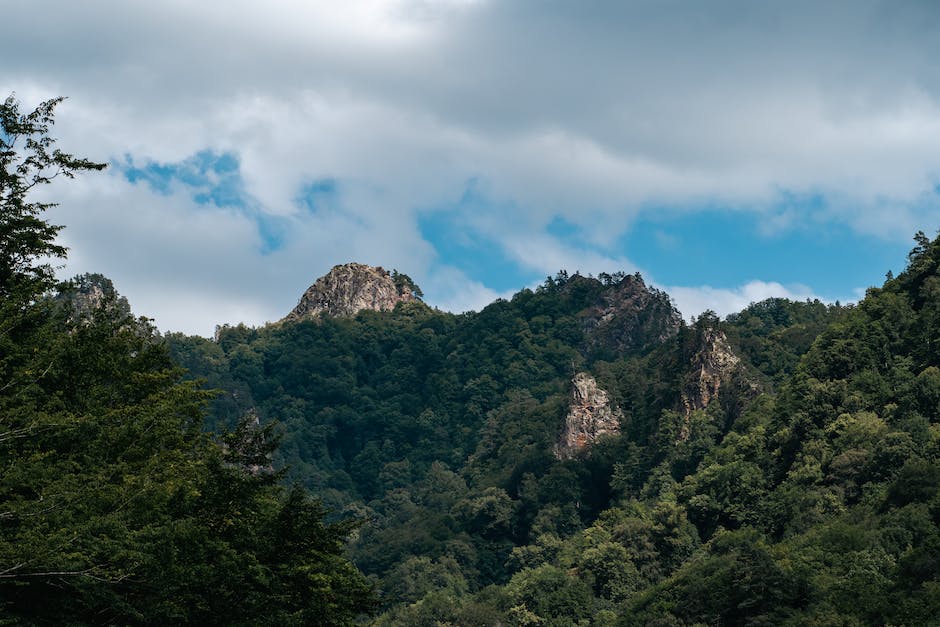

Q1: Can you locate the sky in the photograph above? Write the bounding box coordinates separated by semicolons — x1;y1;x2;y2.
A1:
3;0;939;336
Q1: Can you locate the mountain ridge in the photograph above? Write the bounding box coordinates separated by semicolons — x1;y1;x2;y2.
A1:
162;232;940;626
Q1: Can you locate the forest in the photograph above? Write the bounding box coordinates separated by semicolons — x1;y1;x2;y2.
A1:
3;96;940;625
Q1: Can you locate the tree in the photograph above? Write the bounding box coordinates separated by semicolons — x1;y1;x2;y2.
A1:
0;95;375;624
1;96;107;414
0;95;105;300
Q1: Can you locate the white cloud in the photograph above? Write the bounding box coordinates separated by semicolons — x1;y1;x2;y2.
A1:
5;1;940;333
46;170;439;336
8;0;938;229
420;265;512;314
665;280;823;321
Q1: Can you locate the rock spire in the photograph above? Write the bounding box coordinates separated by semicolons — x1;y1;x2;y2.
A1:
555;372;623;459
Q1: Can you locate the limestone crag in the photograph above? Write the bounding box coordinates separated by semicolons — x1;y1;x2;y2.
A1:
578;273;682;356
54;273;132;327
285;263;419;321
678;326;741;439
555;372;623;460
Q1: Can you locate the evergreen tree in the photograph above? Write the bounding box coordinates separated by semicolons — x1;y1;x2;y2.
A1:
0;95;374;624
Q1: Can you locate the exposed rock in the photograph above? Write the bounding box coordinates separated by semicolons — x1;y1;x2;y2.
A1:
677;326;742;440
285;263;421;321
578;273;682;357
555;372;623;460
53;273;133;326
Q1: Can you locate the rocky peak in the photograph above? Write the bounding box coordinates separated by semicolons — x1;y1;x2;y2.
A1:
555;372;623;460
53;273;132;325
285;263;421;321
578;273;682;356
677;325;742;439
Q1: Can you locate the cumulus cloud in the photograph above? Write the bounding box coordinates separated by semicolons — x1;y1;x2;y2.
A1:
46;169;442;335
4;1;939;333
420;265;515;314
666;280;822;321
11;0;939;223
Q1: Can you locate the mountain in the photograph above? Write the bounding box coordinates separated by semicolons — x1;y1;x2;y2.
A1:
576;271;682;358
30;95;940;625
284;263;423;321
164;248;940;625
161;232;940;625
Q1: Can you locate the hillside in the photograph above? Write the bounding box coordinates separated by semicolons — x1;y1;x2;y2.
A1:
5;94;937;627
164;238;940;624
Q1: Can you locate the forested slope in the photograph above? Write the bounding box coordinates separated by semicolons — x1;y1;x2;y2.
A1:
7;92;937;626
162;235;940;625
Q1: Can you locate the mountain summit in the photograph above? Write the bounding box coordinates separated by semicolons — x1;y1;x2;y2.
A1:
284;262;421;321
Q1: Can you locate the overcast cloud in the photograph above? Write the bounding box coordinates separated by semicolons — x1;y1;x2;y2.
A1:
4;0;939;334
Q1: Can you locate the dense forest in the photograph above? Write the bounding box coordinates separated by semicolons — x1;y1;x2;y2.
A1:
4;95;940;625
169;239;940;625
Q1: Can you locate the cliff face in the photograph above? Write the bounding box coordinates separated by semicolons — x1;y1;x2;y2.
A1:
577;273;682;356
677;326;746;440
555;372;623;460
285;263;419;321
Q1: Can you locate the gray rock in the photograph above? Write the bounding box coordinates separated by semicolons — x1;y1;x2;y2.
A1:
285;263;419;321
555;372;623;460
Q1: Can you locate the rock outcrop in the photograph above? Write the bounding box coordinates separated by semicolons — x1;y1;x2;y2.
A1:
677;326;746;440
53;273;133;326
577;273;682;357
555;372;623;460
285;263;421;321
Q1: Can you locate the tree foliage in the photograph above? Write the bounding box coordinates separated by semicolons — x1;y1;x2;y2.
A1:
0;95;105;299
167;230;940;625
0;95;373;624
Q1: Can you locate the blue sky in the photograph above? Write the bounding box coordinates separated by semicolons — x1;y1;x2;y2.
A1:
119;148;920;297
3;1;939;334
621;211;910;298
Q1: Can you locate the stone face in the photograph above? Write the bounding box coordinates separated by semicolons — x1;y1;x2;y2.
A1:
285;263;418;321
578;273;682;356
53;273;132;326
678;326;742;439
555;372;623;460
